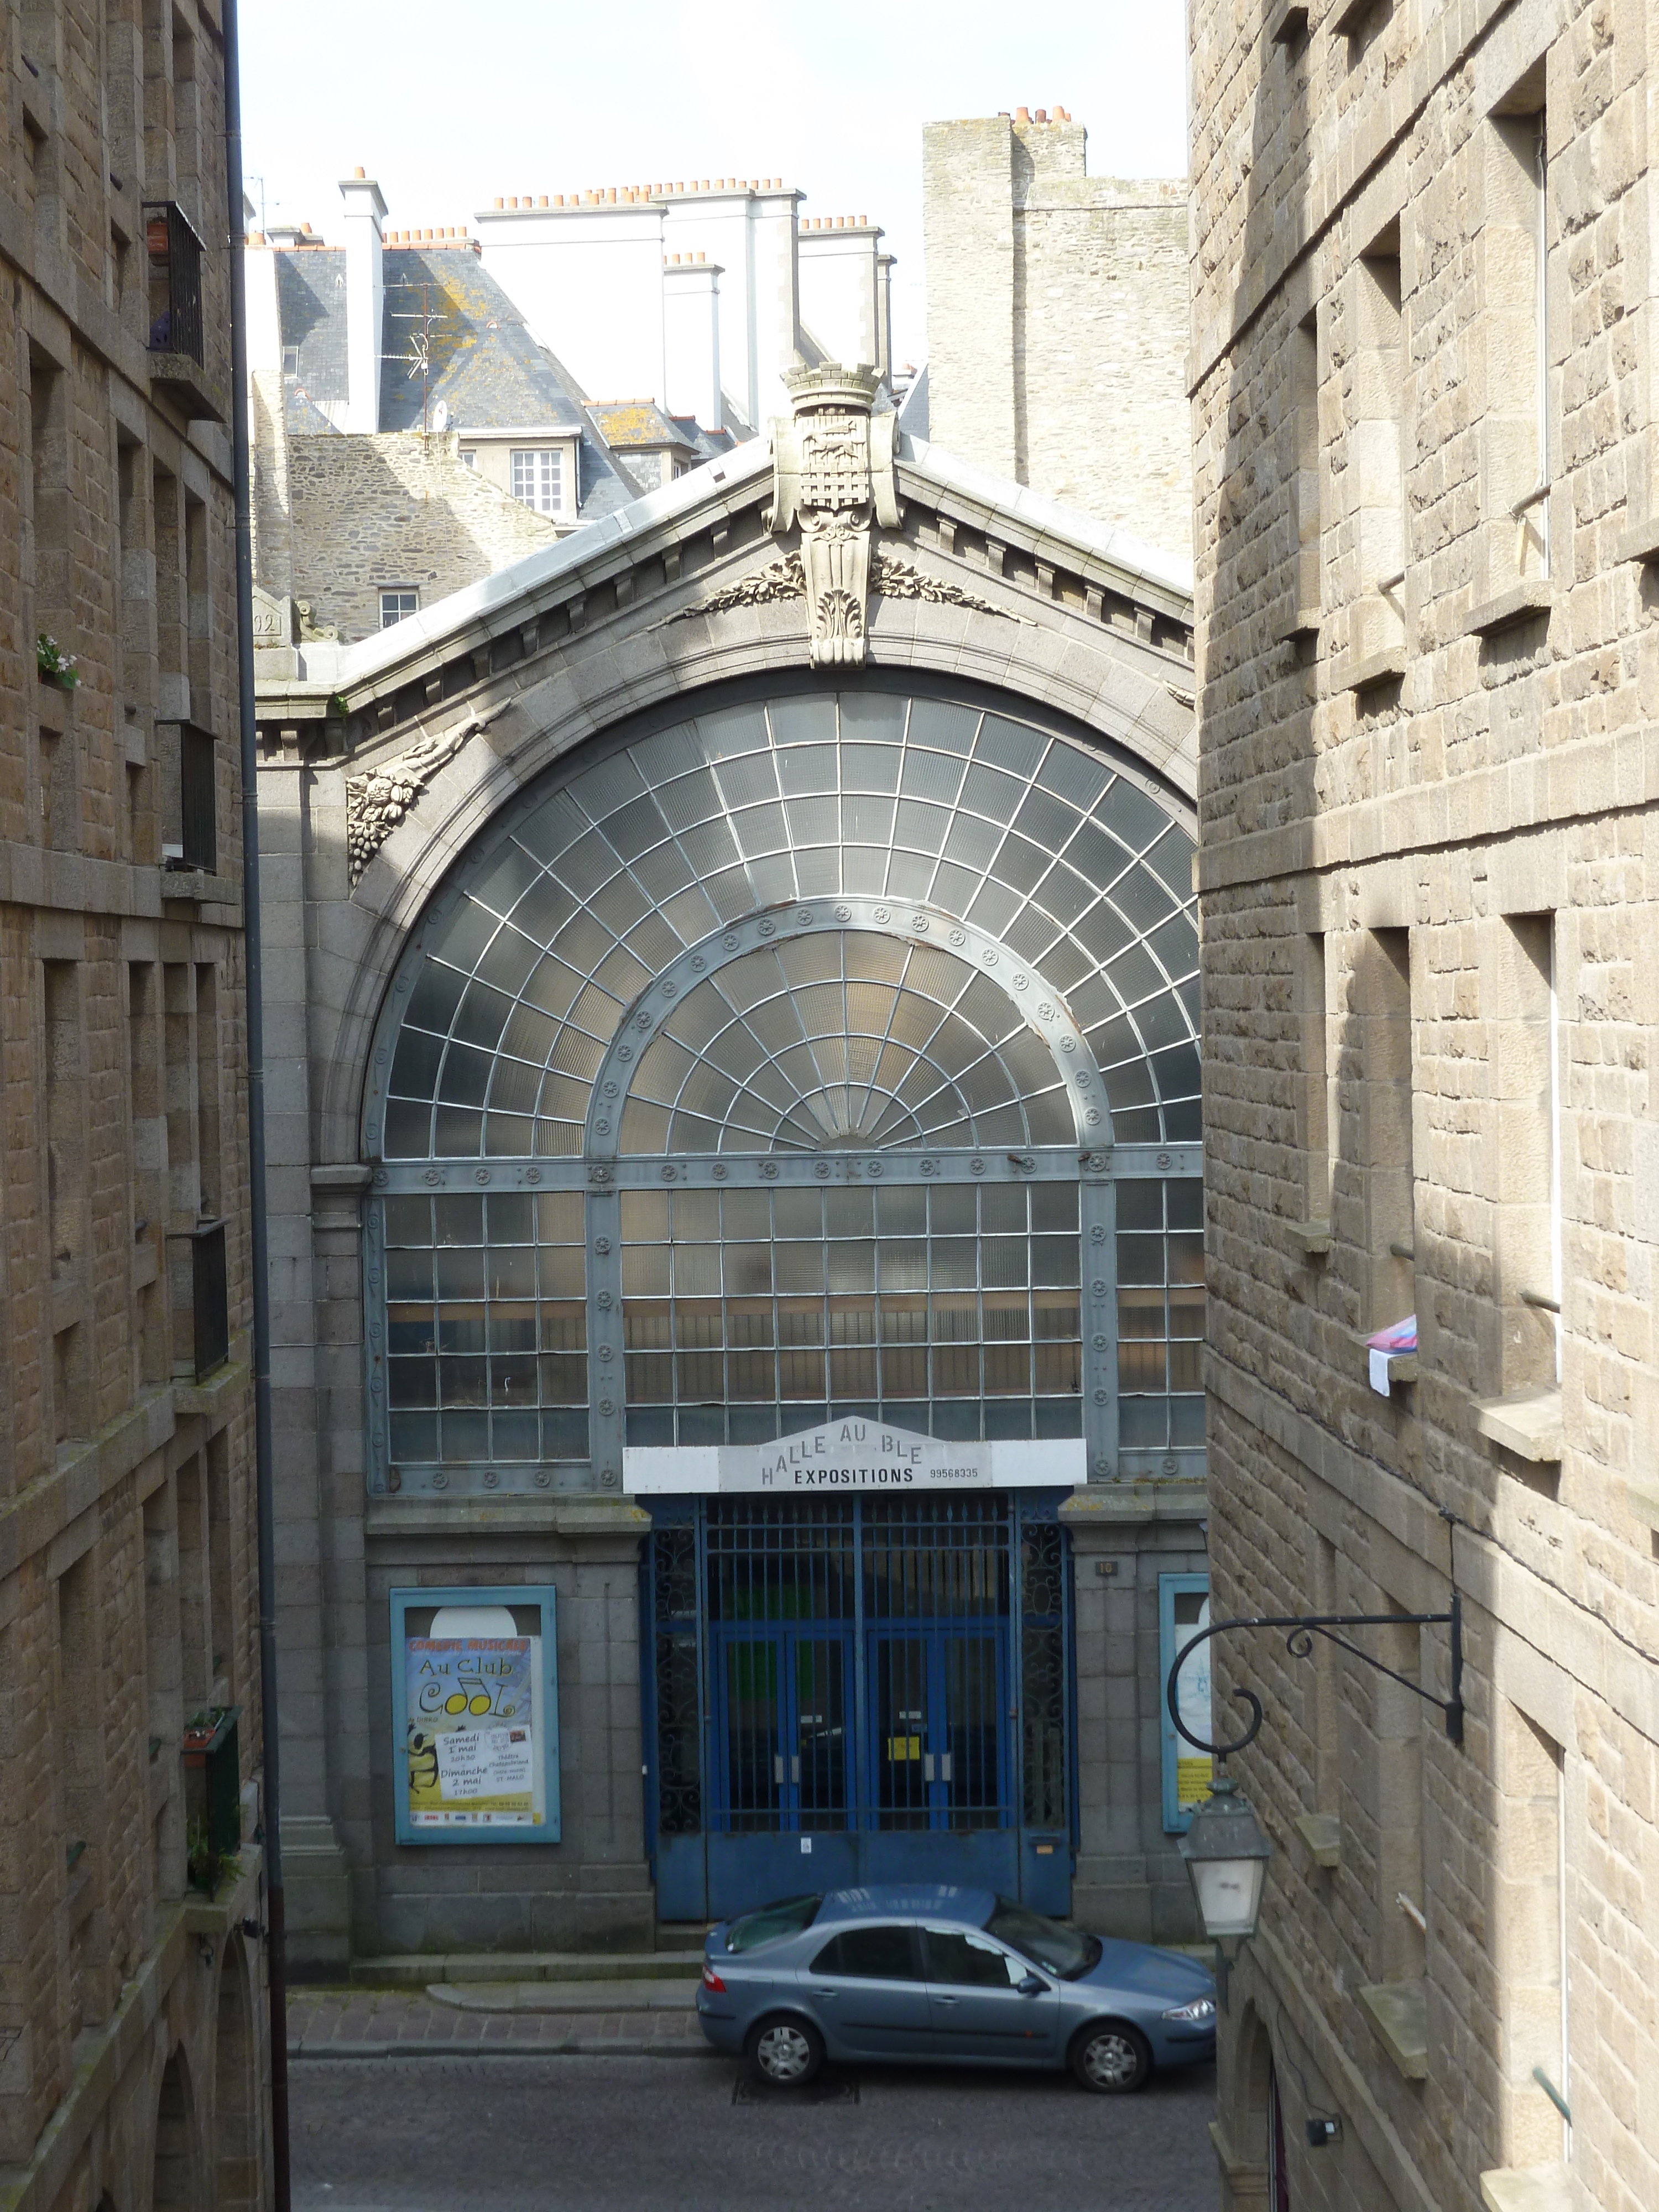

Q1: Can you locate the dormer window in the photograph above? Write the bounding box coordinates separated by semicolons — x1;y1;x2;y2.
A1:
512;448;564;515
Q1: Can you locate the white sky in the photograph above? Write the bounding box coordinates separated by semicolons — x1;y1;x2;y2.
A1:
240;0;1188;368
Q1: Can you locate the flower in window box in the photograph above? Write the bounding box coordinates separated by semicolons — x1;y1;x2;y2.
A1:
36;634;79;688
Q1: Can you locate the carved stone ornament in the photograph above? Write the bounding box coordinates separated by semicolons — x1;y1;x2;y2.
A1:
345;706;503;885
660;546;1024;632
769;361;900;669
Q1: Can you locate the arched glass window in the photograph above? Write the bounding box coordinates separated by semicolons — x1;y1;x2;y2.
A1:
364;686;1203;1497
376;691;1199;1162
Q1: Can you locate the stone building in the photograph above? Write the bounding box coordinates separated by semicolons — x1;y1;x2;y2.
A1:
252;363;1214;1970
1191;1;1658;2209
1;3;269;2210
922;107;1191;562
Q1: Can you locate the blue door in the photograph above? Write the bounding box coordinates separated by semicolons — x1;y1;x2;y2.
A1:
706;1626;858;1912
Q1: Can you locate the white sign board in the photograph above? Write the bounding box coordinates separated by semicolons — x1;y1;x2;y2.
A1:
434;1724;535;1802
625;1418;1086;1496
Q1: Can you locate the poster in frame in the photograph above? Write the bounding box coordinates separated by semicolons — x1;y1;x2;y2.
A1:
389;1584;561;1845
1158;1571;1213;1834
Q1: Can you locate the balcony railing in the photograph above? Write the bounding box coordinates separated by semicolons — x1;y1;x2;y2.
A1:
144;200;205;367
181;723;216;872
190;1219;228;1380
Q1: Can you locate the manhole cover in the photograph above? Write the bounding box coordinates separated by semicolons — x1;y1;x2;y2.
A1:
732;2070;859;2106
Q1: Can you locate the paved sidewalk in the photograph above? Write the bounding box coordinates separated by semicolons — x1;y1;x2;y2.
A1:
286;1986;707;2059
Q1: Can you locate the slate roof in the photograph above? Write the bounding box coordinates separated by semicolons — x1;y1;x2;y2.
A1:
271;243;638;521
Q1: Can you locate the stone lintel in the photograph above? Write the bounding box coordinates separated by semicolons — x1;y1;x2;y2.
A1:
1474;1388;1563;1465
1293;1811;1342;1867
1478;2166;1574;2212
1338;642;1407;694
1465;578;1553;640
1357;1978;1429;2079
1060;1479;1209;1535
1286;1217;1332;1258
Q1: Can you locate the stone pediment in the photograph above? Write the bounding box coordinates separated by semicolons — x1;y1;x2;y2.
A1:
254;392;1198;889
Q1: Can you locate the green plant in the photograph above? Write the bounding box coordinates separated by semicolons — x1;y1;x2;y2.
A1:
36;634;79;687
186;1813;232;1895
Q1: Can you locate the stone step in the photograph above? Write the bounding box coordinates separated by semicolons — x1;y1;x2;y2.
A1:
424;1978;698;2015
348;1950;705;1990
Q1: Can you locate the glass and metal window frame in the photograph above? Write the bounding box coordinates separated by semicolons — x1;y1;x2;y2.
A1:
510;446;564;515
361;680;1204;1501
380;586;419;629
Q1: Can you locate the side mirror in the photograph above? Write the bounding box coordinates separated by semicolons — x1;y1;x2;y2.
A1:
1017;1973;1049;1996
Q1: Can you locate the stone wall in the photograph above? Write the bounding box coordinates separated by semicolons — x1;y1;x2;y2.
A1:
280;431;562;644
1192;0;1659;2208
924;112;1191;562
0;2;270;2203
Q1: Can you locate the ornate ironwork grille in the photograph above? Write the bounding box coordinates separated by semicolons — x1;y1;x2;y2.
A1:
649;1495;1070;1841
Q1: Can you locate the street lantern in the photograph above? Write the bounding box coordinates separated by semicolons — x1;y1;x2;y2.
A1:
1178;1771;1272;1943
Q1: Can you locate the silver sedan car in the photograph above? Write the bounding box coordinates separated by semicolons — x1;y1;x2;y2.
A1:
696;1882;1217;2092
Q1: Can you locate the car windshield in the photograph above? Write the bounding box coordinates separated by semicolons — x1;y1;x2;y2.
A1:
724;1894;824;1953
985;1899;1102;1981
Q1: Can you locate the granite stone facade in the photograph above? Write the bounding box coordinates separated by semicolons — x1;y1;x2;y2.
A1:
253;429;1209;1965
1;2;269;2208
1192;0;1659;2207
923;110;1191;564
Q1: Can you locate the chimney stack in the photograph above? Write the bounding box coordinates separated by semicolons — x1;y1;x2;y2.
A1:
338;168;387;432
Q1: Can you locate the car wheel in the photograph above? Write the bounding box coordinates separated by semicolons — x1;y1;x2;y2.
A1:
747;2013;825;2088
1071;2020;1151;2094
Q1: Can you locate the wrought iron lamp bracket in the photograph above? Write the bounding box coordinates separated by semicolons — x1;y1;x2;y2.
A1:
1168;1595;1464;1759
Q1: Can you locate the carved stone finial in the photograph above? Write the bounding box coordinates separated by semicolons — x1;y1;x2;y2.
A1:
769;361;900;669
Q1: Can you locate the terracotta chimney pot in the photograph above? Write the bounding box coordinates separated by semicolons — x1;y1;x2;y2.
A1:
352;165;366;179
494;196;504;208
1015;105;1030;122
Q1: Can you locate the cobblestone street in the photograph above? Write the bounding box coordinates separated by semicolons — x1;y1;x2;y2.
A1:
289;2047;1219;2211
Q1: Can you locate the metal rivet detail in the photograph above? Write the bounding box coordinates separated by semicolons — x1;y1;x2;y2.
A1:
813;1161;830;1178
598;1398;615;1416
983;950;998;966
1093;1334;1108;1350
661;980;677;998
1013;972;1029;990
797;908;813;926
597;1344;614;1361
1092;1279;1108;1295
637;1013;653;1030
1086;1109;1102;1125
1093;1388;1109;1405
1094;1455;1112;1477
1157;1152;1171;1169
483;1468;499;1489
594;1120;610;1136
596;1290;613;1311
594;1237;612;1255
662;1164;677;1181
724;933;739;951
534;1468;552;1488
691;954;706;971
970;1156;984;1173
762;1161;778;1178
759;918;775;937
603;1081;619;1098
373;1169;388;1188
617;1045;633;1062
476;1168;490;1185
873;905;891;924
911;914;928;933
921;1159;936;1175
868;1160;884;1177
431;1470;448;1490
949;928;966;947
1161;1455;1178;1476
526;1166;541;1183
601;1467;618;1488
712;1162;728;1180
1091;1224;1107;1242
834;905;852;922
424;1168;441;1186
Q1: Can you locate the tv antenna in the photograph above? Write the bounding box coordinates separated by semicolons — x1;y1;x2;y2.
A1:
385;278;450;436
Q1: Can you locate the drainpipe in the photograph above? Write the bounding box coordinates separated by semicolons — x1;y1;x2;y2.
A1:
221;4;290;2206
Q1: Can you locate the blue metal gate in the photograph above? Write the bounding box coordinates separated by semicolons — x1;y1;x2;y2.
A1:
646;1492;1074;1922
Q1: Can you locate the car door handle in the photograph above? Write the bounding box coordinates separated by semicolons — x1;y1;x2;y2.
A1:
811;1988;839;1999
932;1994;958;2006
